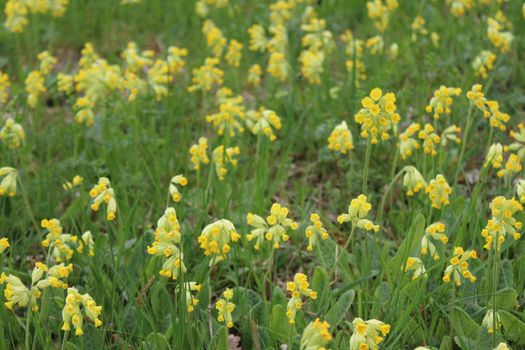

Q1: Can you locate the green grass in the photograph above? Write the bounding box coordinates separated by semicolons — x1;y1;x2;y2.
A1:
1;0;525;349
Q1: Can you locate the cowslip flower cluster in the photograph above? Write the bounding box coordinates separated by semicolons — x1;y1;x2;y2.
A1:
0;71;10;104
246;202;298;250
305;213;329;251
487;17;513;53
0;237;9;254
169;175;188;203
342;31;366;83
466;85;510;131
247;64;262;86
188;57;224;93
198;219;240;258
354;88;401;144
516;180;525;203
41;218;78;262
63;175;84;191
89;177;117;221
337;194;380;232
212;145;240;181
497;154;522;178
425;175;452;209
25;70;46;108
4;0;69;33
420;222;448;260
484;143;504;169
349;318;391;350
286;273;317;324
267;52;289;81
77;231;95;257
0;118;25;149
0;167;17;197
225;39;243;67
246;109;282;141
366;0;399;32
202;20;227;58
403;257;426;280
299;49;325;85
425;86;462;120
327;121;354;155
446;0;473;17
508;123;525;159
189;137;210;171
440;125;461;146
402;166;426;196
147;208;186;279
61;287;102;336
206;95;246;136
472;51;496;79
178;282;202;313
399;123;421;159
482;309;501;334
418;124;440;157
216;288;235;328
442;247;477;286
300;318;332;350
481;196;523;250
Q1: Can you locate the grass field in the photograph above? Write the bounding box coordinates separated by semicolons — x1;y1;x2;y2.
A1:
1;0;525;349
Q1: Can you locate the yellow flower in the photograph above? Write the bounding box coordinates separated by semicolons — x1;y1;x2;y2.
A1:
246;109;282;141
77;231;95;257
61;287;102;336
225;39;243;67
484;100;510;131
418;124;440;157
337;194;380;232
482;309;501;334
37;51;57;75
167;46;188;74
62;175;84;191
89;177;117;221
420;222;448;260
0;118;25;149
494;343;510;350
403;257;426;280
198;219;240;258
300;318;332;349
25;70;46;108
301;17;334;53
41;218;77;262
286;273;317;324
188;57;224;93
57;73;74;95
481;196;523;250
425;175;452;209
267;52;289;81
402;166;426;196
349;317;391;350
0;167;18;197
121;42;154;73
189;137;210;171
328;121;354;155
147;59;170;101
212;145;240;181
446;0;473;17
169;175;188;203
508;123;525;159
4;0;29;33
399;123;421;159
0;273;39;311
516;179;525;203
202;20;227;58
425;85;462;120
354;88;400;144
365;35;384;55
484;143;504;169
0;71;10;105
247;64;262;86
443;247;478;286
299;49;324;85
216;288;235;328
497;154;522;178
247;202;298;250
487;16;513;53
177;282;202;313
248;24;268;52
441;124;461;146
0;237;10;254
305;213;329;251
366;0;398;32
206;95;246;136
473;51;497;79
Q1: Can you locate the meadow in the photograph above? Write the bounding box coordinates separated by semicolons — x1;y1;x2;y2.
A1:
0;0;525;349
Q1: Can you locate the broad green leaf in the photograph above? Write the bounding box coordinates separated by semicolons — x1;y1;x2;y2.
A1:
439;336;453;350
210;326;229;350
388;213;426;278
498;310;525;344
325;289;355;327
450;307;480;339
489;288;518;311
141;332;170;350
269;304;294;343
498;259;514;289
454;336;476;350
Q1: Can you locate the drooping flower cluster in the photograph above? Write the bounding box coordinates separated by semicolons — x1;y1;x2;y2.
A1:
425;175;452;209
482;309;501;334
246;109;282;141
442;247;477;286
328;121;354;155
169;175;188;203
472;50;497;79
0;118;25;149
305;213;329;251
0;166;17;197
337;194;380;232
300;318;332;350
425;86;462;120
366;0;399;32
189;137;210;171
0;237;9;254
198;219;240;258
354;88;400;144
41;218;78;262
246;202;298;250
403;257;426;280
4;0;69;33
286;273;317;324
402;166;426;196
62;175;84;191
89;177;117;221
487;16;513;53
206;95;246;136
216;288;235;328
178;282;202;313
481;196;523;250
420;222;448;260
212;145;240;181
399;123;421;159
349;318;391;350
418;124;440;157
61;287;102;336
188;57;224;92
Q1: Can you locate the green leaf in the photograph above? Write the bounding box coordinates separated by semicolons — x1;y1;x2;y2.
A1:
210;327;229;350
489;288;518;311
141;332;170;350
498;259;514;289
450;307;480;339
310;266;329;311
269;304;293;343
325;289;355;327
454;336;476;350
498;310;525;344
475;327;495;350
439;336;453;350
388;213;426;278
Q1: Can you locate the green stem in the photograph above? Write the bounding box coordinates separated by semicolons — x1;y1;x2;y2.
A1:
454;104;474;185
362;138;372;194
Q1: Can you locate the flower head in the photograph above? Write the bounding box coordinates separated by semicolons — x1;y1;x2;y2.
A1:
300;318;332;350
246;109;282;141
402;166;426;196
286;273;317;324
349;317;391;350
420;222;448;260
61;287;102;336
482;309;501;334
425;175;452;209
481;196;523;250
41;218;78;262
212;145;240;181
403;257;426;280
216;288;235;328
418;124;440;157
0;167;17;197
169;175;188;203
0;118;25;149
337;194;379;232
305;213;329;251
328;121;354;155
189;137;210;171
247;203;298;250
399;123;421;159
89;177;117;221
425;86;462;120
442;247;478;286
0;237;9;254
198;219;240;258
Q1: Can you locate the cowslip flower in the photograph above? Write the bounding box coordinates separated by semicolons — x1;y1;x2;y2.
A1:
481;196;523;250
442;247;477;286
177;282;202;313
89;177;117;221
25;70;46;108
0;71;10;104
198;219;240;258
147;59;170;100
484;100;510;131
147;208;186;279
216;288;235;328
63;175;84;190
487;17;513;53
516;179;525;203
202;20;227;58
301;17;334;53
61;287;102;336
0;167;17;197
446;0;473;17
497;154;522;178
4;1;29;32
466;84;488;111
349;318;391;350
418;124;440;157
327;121;354;155
425;175;452;209
403;257;426;280
366;0;398;32
337;194;380;232
206;95;246;136
508;123;525;159
248;24;268;52
482;309;501;334
441;125;461;146
167;46;188;75
425;86;462;120
484;143;504;169
246;203;298;250
0;237;9;253
267;52;289;81
0;273;40;311
354;88;401;144
402;166;426;196
188;58;224;93
212;145;240;181
305;213;329;251
41;218;78;262
300;318;332;349
225;39;243;67
473;51;497;79
494;343;510;350
286;273;317;324
189;137;209;171
77;231;95;257
247;64;262;86
399;123;420;159
0;118;25;149
121;42;153;73
420;222;448;260
365;35;384;55
299;49;324;85
32;262;73;290
169;175;188;202
246;109;282;141
37;51;57;75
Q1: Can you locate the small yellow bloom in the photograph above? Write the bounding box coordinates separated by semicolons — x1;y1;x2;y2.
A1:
337;194;379;232
328;121;354;155
425;175;452;209
216;288;235;328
